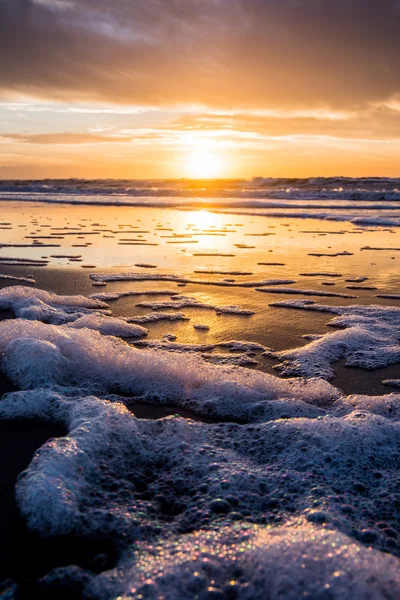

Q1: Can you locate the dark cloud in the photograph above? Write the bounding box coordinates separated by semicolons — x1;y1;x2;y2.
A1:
1;0;400;109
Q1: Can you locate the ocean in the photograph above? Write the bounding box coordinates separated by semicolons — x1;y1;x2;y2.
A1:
0;177;400;226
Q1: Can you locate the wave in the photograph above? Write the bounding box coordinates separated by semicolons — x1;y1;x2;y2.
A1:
1;178;400;227
0;177;400;202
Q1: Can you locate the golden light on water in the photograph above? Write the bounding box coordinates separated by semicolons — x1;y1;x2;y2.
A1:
191;210;217;229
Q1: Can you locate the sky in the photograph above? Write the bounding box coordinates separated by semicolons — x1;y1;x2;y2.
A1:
1;0;400;179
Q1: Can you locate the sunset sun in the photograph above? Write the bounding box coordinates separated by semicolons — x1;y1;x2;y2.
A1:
186;149;223;178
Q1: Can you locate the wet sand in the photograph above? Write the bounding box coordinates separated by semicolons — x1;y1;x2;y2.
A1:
0;202;399;595
0;420;117;598
1;256;398;396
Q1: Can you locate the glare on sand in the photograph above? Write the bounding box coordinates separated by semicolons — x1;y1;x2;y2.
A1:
191;210;217;229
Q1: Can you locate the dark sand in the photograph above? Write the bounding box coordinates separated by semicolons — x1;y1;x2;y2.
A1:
0;419;117;599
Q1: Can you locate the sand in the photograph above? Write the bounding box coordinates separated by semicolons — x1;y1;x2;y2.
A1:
0;200;399;597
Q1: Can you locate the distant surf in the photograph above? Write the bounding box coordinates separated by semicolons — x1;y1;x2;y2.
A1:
1;177;400;226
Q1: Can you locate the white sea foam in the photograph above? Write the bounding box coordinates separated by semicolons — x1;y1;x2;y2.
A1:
67;314;148;339
0;319;339;420
256;287;356;299
346;285;378;290
345;277;369;283
194;270;254;276
201;353;258;366
0;285;108;324
163;333;177;341
299;272;342;278
127;312;189;324
219;340;270;352
383;380;400;388
90;272;296;288
89;290;180;301
309;251;354;257
267;300;400;378
1;390;400;598
136;296;255;315
0;273;36;284
86;524;400;600
377;294;400;300
134;340;215;353
361;246;400;252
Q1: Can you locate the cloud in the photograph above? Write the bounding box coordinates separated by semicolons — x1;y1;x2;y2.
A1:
1;132;132;144
1;0;400;110
170;105;400;141
4;102;400;150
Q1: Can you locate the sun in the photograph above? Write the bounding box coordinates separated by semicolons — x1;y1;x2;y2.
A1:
186;149;222;178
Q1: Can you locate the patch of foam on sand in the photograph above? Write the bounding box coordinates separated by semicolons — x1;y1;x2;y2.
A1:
0;285;108;324
91;272;296;288
133;340;216;353
299;272;342;278
0;273;36;284
0;318;339;421
67;314;148;338
383;380;400;388
267;300;400;378
136;296;255;315
127;312;189;324
1;390;400;598
201;352;259;366
0;286;148;339
377;294;400;300
135;340;271;357
194;270;254;276
89;290;180;301
219;340;270;352
256;287;356;299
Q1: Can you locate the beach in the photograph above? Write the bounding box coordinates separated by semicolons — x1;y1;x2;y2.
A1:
3;0;400;595
0;188;400;598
